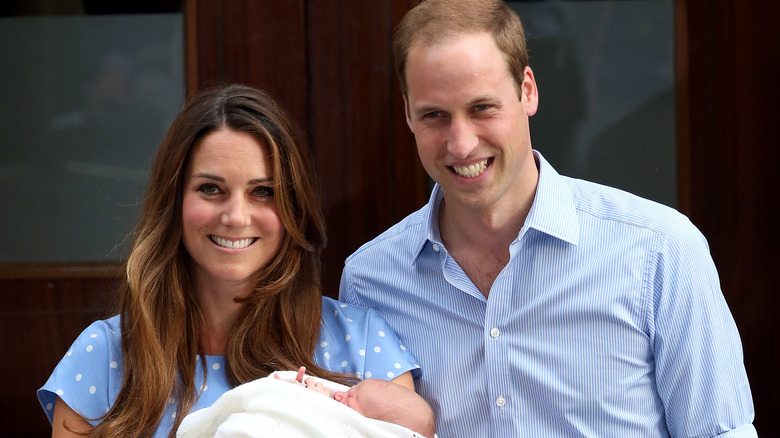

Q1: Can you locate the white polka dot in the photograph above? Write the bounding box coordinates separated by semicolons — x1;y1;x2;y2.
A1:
378;331;386;337
400;344;407;351
374;346;381;353
212;363;221;371
110;361;118;369
346;318;354;323
46;403;53;411
394;363;402;369
75;374;82;382
324;352;330;360
345;334;351;342
341;361;348;367
171;412;176;419
67;349;73;357
201;385;208;391
56;389;64;396
334;310;339;317
365;371;372;378
90;333;98;338
355;372;362;379
340;303;347;308
320;341;328;348
89;386;96;394
168;397;175;404
86;345;94;352
359;349;365;357
387;371;395;378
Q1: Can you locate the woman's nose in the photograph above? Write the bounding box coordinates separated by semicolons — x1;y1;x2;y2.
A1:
221;196;251;227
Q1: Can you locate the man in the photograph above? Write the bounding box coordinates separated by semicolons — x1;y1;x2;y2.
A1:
339;0;756;436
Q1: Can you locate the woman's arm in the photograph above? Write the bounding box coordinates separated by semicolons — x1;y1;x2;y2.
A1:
390;370;414;391
52;397;91;438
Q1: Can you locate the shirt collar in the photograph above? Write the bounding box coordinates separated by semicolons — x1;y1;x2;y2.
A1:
525;150;580;246
409;186;443;266
412;149;579;264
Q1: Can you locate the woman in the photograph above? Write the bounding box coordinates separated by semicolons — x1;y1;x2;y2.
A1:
38;84;418;438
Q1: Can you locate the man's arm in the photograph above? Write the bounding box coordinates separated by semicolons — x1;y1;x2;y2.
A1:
651;219;756;436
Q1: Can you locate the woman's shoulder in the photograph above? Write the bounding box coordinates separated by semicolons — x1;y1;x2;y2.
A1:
38;315;124;424
319;296;410;356
63;315;121;351
320;296;377;326
87;314;122;332
76;315;122;351
317;297;420;381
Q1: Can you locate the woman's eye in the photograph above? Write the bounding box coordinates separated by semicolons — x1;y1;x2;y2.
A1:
197;184;220;195
252;186;274;197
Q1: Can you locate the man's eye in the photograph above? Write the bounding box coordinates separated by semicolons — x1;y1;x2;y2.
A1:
197;184;220;195
423;111;442;119
474;104;489;111
253;186;274;197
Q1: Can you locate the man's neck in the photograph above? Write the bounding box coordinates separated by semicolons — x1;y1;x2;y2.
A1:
440;195;528;251
436;156;539;296
438;193;532;297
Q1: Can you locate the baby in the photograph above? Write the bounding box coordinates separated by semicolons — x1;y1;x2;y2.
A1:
176;367;436;438
281;366;436;438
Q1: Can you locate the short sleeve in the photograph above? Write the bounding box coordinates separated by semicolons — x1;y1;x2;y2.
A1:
37;316;124;425
316;297;420;381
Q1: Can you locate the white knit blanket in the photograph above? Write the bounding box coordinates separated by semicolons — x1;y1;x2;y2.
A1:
176;371;425;438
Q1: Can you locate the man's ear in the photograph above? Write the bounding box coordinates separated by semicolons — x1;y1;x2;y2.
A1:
403;94;413;131
521;66;539;116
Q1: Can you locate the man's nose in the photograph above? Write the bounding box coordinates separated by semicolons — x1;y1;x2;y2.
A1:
221;196;251;227
446;116;479;159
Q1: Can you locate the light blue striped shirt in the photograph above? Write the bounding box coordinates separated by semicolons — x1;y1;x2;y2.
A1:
340;152;755;437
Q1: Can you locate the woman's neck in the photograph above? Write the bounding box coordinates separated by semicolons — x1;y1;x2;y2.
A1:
195;279;246;355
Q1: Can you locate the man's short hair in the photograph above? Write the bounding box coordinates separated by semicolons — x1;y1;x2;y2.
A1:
393;0;529;97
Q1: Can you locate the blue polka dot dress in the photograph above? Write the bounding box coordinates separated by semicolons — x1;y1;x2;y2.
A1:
38;297;420;438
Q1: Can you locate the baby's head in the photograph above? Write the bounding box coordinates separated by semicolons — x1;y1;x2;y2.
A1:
333;379;435;438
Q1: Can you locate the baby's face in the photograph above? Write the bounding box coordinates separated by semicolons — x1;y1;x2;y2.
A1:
332;385;363;413
332;379;386;416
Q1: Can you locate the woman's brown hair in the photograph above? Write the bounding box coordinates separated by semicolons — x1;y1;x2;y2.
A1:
81;84;346;437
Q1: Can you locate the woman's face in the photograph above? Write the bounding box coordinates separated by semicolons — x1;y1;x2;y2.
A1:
181;128;285;293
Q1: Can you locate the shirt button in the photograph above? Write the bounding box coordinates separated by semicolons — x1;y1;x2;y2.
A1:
490;327;500;338
496;396;506;407
432;243;440;252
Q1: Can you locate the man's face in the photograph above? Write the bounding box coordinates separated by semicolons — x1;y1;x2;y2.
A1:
404;32;539;214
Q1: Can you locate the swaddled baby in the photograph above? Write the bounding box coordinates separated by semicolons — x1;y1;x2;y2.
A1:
176;367;435;438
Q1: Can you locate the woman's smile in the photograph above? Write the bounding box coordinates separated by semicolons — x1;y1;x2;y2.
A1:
209;235;258;250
